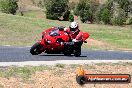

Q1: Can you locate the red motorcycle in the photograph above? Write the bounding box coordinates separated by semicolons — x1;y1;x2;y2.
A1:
30;26;90;57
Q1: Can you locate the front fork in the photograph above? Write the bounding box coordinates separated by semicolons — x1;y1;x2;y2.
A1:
39;39;46;51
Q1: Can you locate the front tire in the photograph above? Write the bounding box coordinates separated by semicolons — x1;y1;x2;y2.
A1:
30;42;43;55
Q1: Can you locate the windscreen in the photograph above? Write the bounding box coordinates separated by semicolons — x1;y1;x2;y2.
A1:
49;28;59;36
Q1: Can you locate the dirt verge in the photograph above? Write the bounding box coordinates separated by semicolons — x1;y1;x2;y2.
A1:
0;63;131;88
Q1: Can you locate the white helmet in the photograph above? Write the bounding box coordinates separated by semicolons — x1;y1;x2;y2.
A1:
70;22;79;31
70;22;78;28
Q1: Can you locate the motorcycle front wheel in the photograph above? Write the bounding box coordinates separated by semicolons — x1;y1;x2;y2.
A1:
30;42;43;55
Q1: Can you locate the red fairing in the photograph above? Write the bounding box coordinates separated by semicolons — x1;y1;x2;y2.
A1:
39;39;45;45
39;27;70;52
75;32;90;42
82;32;90;41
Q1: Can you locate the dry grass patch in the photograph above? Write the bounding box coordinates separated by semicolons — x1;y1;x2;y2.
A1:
0;63;131;88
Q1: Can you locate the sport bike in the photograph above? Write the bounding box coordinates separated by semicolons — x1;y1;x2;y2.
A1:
30;26;90;57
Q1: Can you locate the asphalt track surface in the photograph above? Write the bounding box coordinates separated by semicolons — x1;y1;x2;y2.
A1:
0;46;132;62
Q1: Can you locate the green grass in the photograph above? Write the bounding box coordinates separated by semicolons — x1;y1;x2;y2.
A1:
55;63;65;68
94;62;108;66
81;24;132;49
94;62;132;66
0;65;51;80
0;12;132;50
70;64;80;69
0;12;64;46
109;62;132;66
17;10;45;18
84;65;96;69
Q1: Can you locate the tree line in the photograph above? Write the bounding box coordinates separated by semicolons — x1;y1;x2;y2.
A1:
0;0;132;25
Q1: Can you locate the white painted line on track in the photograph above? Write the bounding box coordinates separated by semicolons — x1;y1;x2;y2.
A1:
0;60;132;66
3;45;11;47
2;45;31;48
26;46;31;47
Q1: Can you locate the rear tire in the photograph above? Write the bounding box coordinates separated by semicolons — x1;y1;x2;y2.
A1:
30;42;43;55
74;42;82;57
74;46;81;57
63;43;72;56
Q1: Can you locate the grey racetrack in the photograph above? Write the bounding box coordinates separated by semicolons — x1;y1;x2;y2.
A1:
0;46;132;62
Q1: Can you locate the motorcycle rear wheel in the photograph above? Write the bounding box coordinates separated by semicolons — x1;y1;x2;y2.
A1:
30;42;43;55
63;43;72;56
74;42;82;57
74;46;81;57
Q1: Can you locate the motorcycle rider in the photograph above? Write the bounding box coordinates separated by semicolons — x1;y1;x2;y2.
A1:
64;21;81;42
